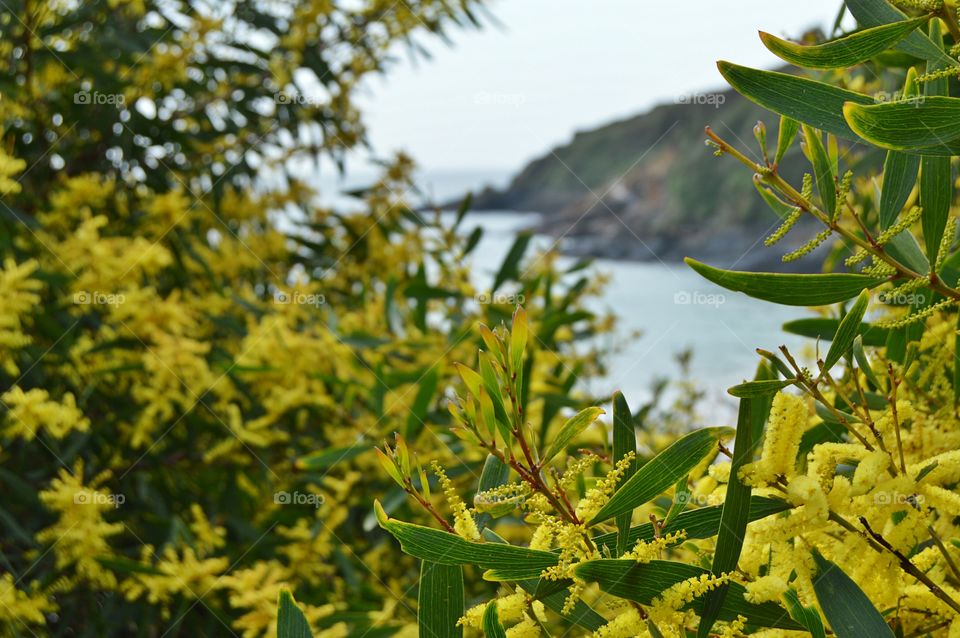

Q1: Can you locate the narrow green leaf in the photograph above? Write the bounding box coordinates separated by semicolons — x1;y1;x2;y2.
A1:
919;27;953;265
845;0;957;65
296;443;372;471
823;289;871;371
575;560;802;630
955;312;960;407
811;551;895;638
783;317;889;346
879;151;920;229
612;391;638;557
543;406;605;464
492;232;532;292
843;97;960;151
783;587;827;638
483;529;607;631
760;16;926;69
481;602;507;638
698;369;771;637
853;335;883;390
405;366;440;439
662;474;691;529
277;589;314;638
375;501;559;580
590;496;791;553
419;561;464;638
775;116;800;166
474;454;511;531
685;258;886;306
510;306;527;377
479;351;510;426
589;427;732;525
455;363;483;398
717;61;874;139
803;125;837;216
454;192;473;227
921;155;952;266
754;179;797;218
727;379;794;398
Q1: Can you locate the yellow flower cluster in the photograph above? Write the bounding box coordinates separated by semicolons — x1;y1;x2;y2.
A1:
575;452;636;520
624;530;687;563
0;257;42;375
433;461;481;540
2;386;89;440
740;392;808;485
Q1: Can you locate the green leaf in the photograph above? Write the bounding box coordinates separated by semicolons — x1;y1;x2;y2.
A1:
845;0;957;65
589;427;731;525
612;391;638;557
375;501;559;580
575;560;802;630
783;317;889;346
481;602;507;638
543;406;605;464
405;365;440;439
483;529;607;631
853;335;883;389
685;258;886;306
843;97;960;152
728;378;794;398
662;474;690;529
823;289;871;371
698;370;771;637
955;312;960;407
492;232;532;292
296;443;372;471
510;306;527;377
760;16;926;69
878;151;920;229
784;587;827;638
454;192;472;228
478;351;510;427
717;61;874;139
754;179;798;218
811;551;895;638
419;561;464;638
277;589;313;638
590;496;791;553
921;165;952;268
803;125;837;216
775;116;800;166
474;454;511;530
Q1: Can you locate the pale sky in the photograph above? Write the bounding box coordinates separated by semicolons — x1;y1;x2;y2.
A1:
356;0;844;174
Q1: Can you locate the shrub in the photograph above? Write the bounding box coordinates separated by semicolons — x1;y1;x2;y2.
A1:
378;5;960;637
0;1;621;635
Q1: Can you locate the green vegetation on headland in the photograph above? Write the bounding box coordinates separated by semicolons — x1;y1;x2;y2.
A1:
472;70;884;270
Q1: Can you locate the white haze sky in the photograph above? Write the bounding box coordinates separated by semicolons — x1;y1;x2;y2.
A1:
354;0;844;174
